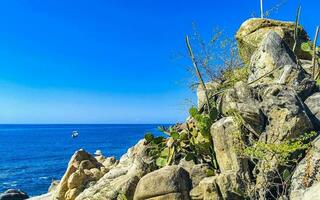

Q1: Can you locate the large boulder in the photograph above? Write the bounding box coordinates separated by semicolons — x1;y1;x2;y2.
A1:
76;139;151;200
134;165;192;200
210;117;250;174
218;81;265;134
189;171;248;200
0;189;29;200
53;149;106;200
290;135;320;200
236;18;310;64
248;31;306;88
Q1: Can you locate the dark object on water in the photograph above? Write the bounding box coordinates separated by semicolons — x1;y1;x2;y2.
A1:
0;189;29;200
71;131;79;138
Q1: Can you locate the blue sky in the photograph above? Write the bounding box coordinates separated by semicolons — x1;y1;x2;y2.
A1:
0;0;318;124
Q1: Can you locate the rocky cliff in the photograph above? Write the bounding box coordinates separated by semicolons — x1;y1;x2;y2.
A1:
35;18;320;200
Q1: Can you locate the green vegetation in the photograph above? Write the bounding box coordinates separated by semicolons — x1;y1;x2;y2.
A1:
144;106;219;172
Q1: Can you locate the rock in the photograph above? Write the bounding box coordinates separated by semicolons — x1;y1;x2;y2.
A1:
190;164;211;188
236;18;310;64
258;84;313;142
300;182;320;200
53;149;106;200
218;81;265;134
210;117;250;174
0;189;29;200
290;135;320;200
248;31;306;88
27;193;52;200
190;171;248;200
48;180;60;193
255;84;314;198
134;165;192;200
178;158;196;174
76;139;151;200
197;81;220;109
305;92;320;122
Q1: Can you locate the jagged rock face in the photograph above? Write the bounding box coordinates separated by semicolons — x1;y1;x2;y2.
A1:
290;135;320;200
236;18;310;64
253;84;314;198
190;171;249;200
218;81;265;134
210;117;250;174
53;149;107;200
305;92;320;122
75;139;151;200
134;166;192;200
258;84;313;142
248;31;306;86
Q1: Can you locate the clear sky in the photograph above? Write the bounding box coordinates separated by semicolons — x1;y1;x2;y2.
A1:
0;0;318;124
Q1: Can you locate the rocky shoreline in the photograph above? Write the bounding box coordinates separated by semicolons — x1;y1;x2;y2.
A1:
3;17;320;200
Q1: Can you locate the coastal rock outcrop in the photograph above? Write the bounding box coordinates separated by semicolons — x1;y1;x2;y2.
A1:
53;149;106;200
75;139;151;200
32;17;320;200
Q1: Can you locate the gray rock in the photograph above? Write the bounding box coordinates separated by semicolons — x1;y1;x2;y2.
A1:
305;92;320;122
190;164;210;188
248;31;306;88
255;84;314;198
0;189;29;200
133;165;192;200
258;84;314;142
218;81;265;134
290;135;320;200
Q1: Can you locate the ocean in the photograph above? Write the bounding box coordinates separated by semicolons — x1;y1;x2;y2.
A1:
0;124;165;197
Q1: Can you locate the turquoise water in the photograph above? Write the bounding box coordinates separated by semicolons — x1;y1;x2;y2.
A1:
0;124;165;196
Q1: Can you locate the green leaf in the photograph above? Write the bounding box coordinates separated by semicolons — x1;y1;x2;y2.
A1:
170;131;180;140
144;132;154;142
189;107;199;118
206;169;215;177
283;169;291;182
209;107;219;120
156;157;167;167
160;148;169;157
185;152;195;161
179;132;188;140
316;79;320;86
301;42;312;52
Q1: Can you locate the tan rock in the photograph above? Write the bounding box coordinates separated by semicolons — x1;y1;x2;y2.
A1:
53;149;107;200
236;18;310;64
210;117;249;173
134;165;192;200
76;139;151;200
190;171;248;200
